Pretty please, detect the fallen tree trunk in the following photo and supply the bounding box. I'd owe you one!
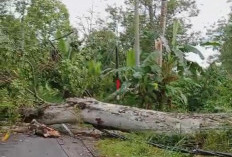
[30,98,232,133]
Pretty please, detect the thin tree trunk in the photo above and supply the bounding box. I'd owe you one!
[134,0,140,66]
[155,0,168,67]
[160,0,168,36]
[147,0,154,28]
[20,5,25,54]
[155,38,163,66]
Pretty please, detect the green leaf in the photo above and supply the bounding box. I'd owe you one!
[180,45,205,60]
[87,60,102,75]
[142,51,159,66]
[172,19,180,48]
[200,41,221,47]
[133,72,142,79]
[187,61,204,75]
[173,49,184,64]
[180,93,188,105]
[57,31,69,55]
[126,49,136,67]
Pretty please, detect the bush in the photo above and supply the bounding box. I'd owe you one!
[0,79,34,122]
[170,65,232,112]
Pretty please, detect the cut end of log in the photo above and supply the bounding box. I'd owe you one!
[30,119,61,138]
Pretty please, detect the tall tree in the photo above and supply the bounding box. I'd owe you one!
[144,0,154,28]
[160,0,168,36]
[155,0,168,67]
[134,0,140,66]
[105,0,199,56]
[0,0,73,95]
[25,0,71,42]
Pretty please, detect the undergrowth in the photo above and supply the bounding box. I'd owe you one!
[97,130,232,157]
[97,138,185,157]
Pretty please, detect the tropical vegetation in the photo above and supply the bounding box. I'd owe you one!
[0,0,232,156]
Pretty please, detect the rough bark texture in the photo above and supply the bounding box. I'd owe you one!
[134,0,140,66]
[147,0,154,28]
[31,98,232,134]
[160,0,168,36]
[155,38,163,66]
[30,119,61,137]
[156,0,168,67]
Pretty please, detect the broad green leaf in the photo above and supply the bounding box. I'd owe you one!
[173,49,184,64]
[179,45,205,59]
[126,49,136,67]
[172,19,180,48]
[143,51,159,66]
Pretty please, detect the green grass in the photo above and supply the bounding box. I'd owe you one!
[38,86,64,103]
[96,130,232,157]
[40,94,64,103]
[97,133,188,157]
[201,130,232,152]
[97,139,186,157]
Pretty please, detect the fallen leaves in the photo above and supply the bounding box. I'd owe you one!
[1,131,10,142]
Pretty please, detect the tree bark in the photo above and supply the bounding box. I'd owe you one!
[29,98,232,134]
[134,0,140,66]
[155,38,163,66]
[155,0,168,67]
[147,0,154,28]
[160,0,168,36]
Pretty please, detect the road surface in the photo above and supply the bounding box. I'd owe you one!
[0,134,96,157]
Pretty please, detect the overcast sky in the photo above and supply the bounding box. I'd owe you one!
[61,0,231,67]
[62,0,231,32]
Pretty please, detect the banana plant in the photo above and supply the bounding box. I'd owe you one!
[126,49,136,67]
[170,20,205,76]
[105,20,207,110]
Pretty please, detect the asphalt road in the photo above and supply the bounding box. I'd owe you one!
[0,134,95,157]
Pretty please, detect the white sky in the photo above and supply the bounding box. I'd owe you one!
[61,0,124,28]
[192,0,231,35]
[61,0,231,67]
[62,0,231,32]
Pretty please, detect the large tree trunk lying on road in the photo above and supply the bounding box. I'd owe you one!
[34,98,232,134]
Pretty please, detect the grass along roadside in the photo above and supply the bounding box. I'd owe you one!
[96,130,232,157]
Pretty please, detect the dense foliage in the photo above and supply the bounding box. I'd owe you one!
[221,15,232,74]
[0,0,232,123]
